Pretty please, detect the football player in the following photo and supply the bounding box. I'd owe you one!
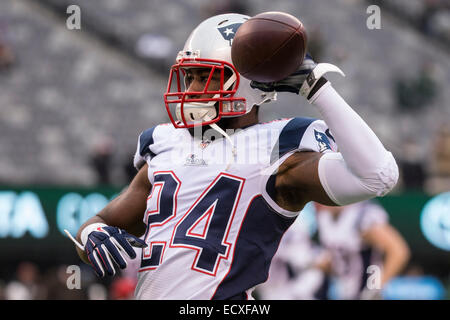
[314,201,410,299]
[70,13,399,299]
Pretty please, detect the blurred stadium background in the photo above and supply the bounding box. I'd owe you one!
[0,0,448,300]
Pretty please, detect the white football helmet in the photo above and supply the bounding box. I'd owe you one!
[164,13,277,128]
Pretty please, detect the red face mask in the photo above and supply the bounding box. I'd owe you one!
[164,57,247,128]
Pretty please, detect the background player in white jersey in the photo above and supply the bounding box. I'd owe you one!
[69,13,399,299]
[314,201,410,299]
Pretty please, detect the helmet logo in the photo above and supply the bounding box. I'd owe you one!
[217,23,242,46]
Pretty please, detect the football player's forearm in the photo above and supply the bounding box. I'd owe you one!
[310,82,399,204]
[75,194,125,245]
[74,195,128,263]
[311,82,393,177]
[74,184,147,264]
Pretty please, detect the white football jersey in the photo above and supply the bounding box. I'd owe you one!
[316,201,389,299]
[132,117,338,300]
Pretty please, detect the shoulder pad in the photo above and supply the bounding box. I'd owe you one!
[139,126,157,159]
[270,117,317,164]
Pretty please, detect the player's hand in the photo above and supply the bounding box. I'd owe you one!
[250,53,345,102]
[83,225,147,277]
[250,53,317,94]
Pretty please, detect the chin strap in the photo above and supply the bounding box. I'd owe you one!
[209,122,237,156]
[208,121,237,171]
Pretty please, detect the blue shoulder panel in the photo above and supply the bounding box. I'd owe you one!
[139,126,157,159]
[270,117,316,164]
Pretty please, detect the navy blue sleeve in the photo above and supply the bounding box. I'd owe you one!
[270,117,317,164]
[133,126,157,169]
[138,126,157,159]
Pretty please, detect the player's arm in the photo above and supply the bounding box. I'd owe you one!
[254,55,399,210]
[362,224,410,286]
[74,164,151,276]
[274,151,335,211]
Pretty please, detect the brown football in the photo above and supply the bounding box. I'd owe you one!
[231,11,307,83]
